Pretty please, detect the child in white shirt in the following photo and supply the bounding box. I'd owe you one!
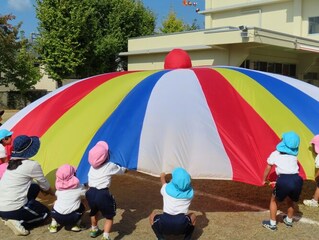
[149,167,196,240]
[48,164,87,233]
[262,131,303,231]
[86,141,127,240]
[303,135,319,207]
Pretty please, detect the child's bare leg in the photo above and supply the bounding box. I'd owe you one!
[286,198,294,219]
[149,210,157,225]
[313,187,319,201]
[103,219,113,233]
[269,194,277,221]
[188,213,196,225]
[91,215,98,227]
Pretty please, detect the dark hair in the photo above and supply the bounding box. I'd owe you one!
[7,159,23,170]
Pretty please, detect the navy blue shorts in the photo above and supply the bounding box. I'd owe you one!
[0,183,49,227]
[51,203,85,226]
[274,174,303,202]
[0,199,49,226]
[85,187,116,219]
[152,213,194,238]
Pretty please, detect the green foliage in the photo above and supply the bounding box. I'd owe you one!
[159,11,200,33]
[5,43,42,93]
[36,0,156,83]
[184,19,200,31]
[0,14,41,95]
[36,0,93,85]
[0,14,20,86]
[159,11,184,33]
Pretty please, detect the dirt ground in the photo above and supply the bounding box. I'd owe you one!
[1,171,319,240]
[1,110,319,239]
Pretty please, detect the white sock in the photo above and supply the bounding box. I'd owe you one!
[103,232,110,238]
[51,219,58,226]
[312,199,318,203]
[91,225,98,230]
[270,219,276,226]
[285,216,293,223]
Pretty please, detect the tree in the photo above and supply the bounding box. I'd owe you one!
[36,0,156,85]
[159,11,184,33]
[184,19,200,31]
[6,43,41,92]
[0,14,41,96]
[159,11,200,34]
[0,14,20,86]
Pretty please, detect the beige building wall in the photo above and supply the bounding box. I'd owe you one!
[204,0,319,40]
[34,67,57,91]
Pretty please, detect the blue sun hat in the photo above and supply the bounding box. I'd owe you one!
[11,135,40,159]
[166,167,194,199]
[276,131,300,156]
[0,129,13,141]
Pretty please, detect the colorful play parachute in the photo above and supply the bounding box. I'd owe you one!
[2,66,319,186]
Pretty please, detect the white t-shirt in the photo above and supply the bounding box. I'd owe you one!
[160,183,192,215]
[0,159,51,211]
[315,155,319,168]
[88,162,126,189]
[267,150,299,175]
[53,185,87,214]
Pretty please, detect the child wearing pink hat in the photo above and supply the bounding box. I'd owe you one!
[149,167,196,240]
[85,141,127,240]
[303,134,319,207]
[48,164,87,233]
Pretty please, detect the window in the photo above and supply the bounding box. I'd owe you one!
[304,72,318,80]
[240,60,296,77]
[309,17,319,34]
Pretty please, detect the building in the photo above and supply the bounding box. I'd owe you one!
[120,0,319,86]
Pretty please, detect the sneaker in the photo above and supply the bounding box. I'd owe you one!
[5,219,29,236]
[262,220,277,231]
[303,199,319,207]
[48,224,58,233]
[283,216,293,227]
[71,225,81,232]
[90,228,101,238]
[101,236,112,240]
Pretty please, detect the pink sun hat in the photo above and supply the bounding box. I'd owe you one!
[88,141,109,168]
[311,135,319,154]
[55,164,80,190]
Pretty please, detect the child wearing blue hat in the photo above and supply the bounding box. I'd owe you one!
[0,129,13,160]
[262,131,303,231]
[149,167,196,240]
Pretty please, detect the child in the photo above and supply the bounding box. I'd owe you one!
[48,164,87,233]
[86,141,127,240]
[0,144,7,179]
[149,167,196,240]
[262,131,303,231]
[303,134,319,207]
[0,135,55,236]
[0,129,13,160]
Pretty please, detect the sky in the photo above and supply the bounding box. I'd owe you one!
[0,0,204,38]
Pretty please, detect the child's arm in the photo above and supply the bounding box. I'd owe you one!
[262,164,273,185]
[41,186,55,196]
[160,172,166,186]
